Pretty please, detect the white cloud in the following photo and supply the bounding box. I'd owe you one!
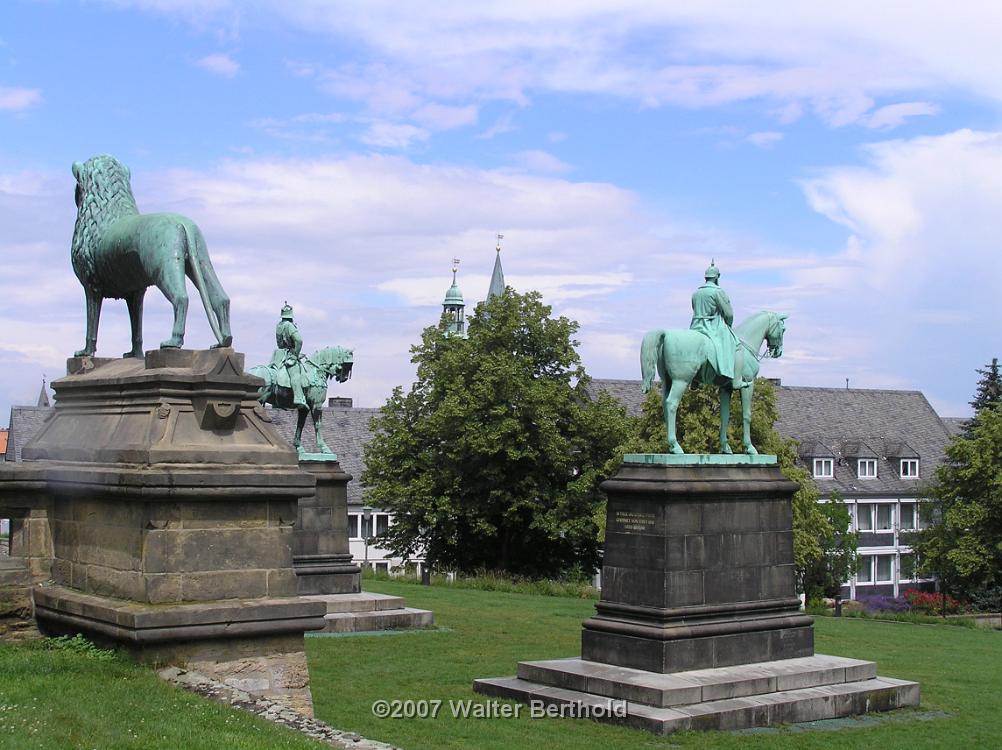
[862,101,939,130]
[114,3,1002,128]
[510,149,572,174]
[195,53,240,78]
[747,131,784,148]
[796,128,1002,401]
[0,86,42,112]
[358,122,430,148]
[411,103,478,130]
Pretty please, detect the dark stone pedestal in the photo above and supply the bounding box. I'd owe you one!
[294,460,361,595]
[582,460,812,673]
[475,457,919,733]
[0,349,328,715]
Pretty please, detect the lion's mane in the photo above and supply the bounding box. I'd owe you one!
[71,155,139,293]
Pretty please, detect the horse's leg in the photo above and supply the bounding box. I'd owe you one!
[123,290,145,358]
[294,406,307,454]
[665,379,689,454]
[719,387,733,454]
[75,289,102,357]
[742,382,757,454]
[313,407,331,453]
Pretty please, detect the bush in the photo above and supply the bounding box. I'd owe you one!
[904,588,965,615]
[856,594,911,613]
[969,585,1002,613]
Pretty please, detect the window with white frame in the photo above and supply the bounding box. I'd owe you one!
[856,555,873,583]
[813,458,834,478]
[900,553,916,581]
[900,459,919,478]
[857,458,877,479]
[856,503,873,531]
[347,513,360,539]
[875,555,894,582]
[875,503,894,532]
[375,513,390,537]
[899,503,916,531]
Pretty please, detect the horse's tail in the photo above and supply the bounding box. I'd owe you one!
[248,364,272,403]
[640,330,665,394]
[182,221,232,347]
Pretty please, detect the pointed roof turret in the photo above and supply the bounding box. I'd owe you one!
[442,258,467,338]
[487,233,505,300]
[37,378,50,408]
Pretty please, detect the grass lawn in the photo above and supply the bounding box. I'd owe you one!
[0,581,998,750]
[308,578,1002,750]
[0,637,329,750]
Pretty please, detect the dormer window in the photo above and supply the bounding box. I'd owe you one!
[857,458,877,479]
[901,459,919,478]
[813,458,833,478]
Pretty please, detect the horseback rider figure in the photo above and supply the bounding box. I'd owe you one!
[270,303,308,408]
[689,262,751,391]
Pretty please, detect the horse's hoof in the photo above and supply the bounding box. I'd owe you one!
[160,342,182,349]
[74,349,93,358]
[123,349,143,359]
[745,445,758,455]
[721,445,733,454]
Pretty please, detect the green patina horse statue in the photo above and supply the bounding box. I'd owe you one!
[641,311,787,455]
[250,346,353,455]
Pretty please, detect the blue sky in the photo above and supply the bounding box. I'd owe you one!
[2,1,1001,422]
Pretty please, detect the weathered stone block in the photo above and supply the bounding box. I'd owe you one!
[181,570,268,601]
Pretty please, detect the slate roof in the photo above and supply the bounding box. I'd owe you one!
[4,406,51,462]
[584,378,647,416]
[941,417,969,437]
[588,378,953,499]
[267,406,379,505]
[774,386,951,498]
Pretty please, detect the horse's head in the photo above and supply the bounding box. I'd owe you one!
[314,346,354,383]
[765,313,787,359]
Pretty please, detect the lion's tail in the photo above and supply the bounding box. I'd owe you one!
[183,222,232,347]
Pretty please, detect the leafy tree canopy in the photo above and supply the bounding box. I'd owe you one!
[362,289,630,578]
[965,357,1002,437]
[914,402,1002,598]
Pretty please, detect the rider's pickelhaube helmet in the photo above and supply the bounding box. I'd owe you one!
[704,261,720,280]
[280,302,294,320]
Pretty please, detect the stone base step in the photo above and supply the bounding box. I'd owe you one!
[517,655,877,708]
[473,672,920,735]
[321,607,435,634]
[303,592,407,614]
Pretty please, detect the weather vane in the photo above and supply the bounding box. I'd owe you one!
[496,233,504,252]
[452,257,460,281]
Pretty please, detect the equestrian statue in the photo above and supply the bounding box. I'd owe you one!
[640,262,787,454]
[70,154,232,357]
[250,304,353,456]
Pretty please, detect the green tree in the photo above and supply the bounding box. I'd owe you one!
[800,492,859,611]
[607,379,830,587]
[914,403,1002,600]
[965,357,1002,437]
[362,289,631,578]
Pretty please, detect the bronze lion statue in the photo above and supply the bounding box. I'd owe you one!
[71,154,233,357]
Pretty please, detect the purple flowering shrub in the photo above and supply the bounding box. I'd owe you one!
[855,594,911,613]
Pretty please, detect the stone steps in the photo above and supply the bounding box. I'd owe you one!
[304,592,434,633]
[474,654,919,734]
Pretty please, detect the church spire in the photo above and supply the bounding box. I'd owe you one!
[487,233,505,300]
[37,377,50,408]
[442,258,466,338]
